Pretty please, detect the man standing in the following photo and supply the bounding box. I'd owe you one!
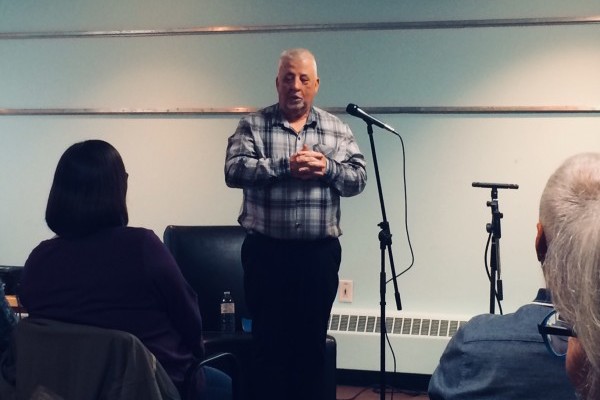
[225,48,366,400]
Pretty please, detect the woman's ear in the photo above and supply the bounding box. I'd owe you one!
[535,222,547,263]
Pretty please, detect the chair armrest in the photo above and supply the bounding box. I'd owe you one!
[185,352,241,400]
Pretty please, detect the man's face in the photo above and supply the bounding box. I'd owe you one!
[276,55,319,121]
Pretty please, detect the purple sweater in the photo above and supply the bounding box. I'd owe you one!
[19,226,204,388]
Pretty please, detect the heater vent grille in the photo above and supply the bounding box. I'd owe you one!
[328,313,467,338]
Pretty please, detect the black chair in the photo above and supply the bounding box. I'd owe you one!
[0,266,23,295]
[163,225,249,332]
[163,225,337,400]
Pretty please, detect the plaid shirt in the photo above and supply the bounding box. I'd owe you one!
[225,104,367,240]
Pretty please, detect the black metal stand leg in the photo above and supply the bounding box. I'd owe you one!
[363,123,402,400]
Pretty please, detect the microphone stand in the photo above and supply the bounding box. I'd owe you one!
[473,182,517,314]
[473,182,519,314]
[365,122,402,400]
[486,187,503,314]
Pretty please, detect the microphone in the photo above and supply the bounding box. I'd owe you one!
[472,182,519,190]
[346,103,397,134]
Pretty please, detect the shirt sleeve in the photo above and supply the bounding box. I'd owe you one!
[142,231,205,359]
[224,117,290,189]
[321,123,367,197]
[428,327,467,400]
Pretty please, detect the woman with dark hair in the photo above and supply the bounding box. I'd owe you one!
[45,140,129,238]
[19,140,230,400]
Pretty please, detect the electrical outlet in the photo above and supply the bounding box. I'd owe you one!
[339,280,353,303]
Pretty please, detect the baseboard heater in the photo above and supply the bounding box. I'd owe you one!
[328,309,471,375]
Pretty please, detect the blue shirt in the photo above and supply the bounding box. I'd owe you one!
[428,289,577,400]
[225,104,367,240]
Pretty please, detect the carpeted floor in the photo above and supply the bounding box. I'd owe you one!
[337,385,429,400]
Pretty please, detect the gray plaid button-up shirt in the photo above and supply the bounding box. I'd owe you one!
[225,104,367,240]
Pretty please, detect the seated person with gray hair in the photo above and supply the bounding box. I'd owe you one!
[538,152,600,400]
[428,164,578,399]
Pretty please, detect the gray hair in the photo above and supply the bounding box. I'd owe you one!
[278,48,318,76]
[541,152,600,399]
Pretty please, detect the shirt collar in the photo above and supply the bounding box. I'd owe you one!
[274,104,318,130]
[531,288,553,306]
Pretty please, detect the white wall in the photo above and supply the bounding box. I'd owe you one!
[1,0,600,373]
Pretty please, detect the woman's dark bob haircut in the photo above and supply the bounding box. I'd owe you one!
[46,140,128,237]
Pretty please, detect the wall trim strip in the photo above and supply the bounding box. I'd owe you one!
[1,106,599,116]
[1,16,599,40]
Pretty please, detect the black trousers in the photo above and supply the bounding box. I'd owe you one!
[241,233,340,400]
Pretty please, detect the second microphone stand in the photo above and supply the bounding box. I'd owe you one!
[365,122,402,400]
[486,187,503,314]
[473,182,518,314]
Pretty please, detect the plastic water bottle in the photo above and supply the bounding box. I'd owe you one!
[220,291,236,333]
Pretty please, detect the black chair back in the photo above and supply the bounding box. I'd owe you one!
[163,225,248,332]
[0,266,23,294]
